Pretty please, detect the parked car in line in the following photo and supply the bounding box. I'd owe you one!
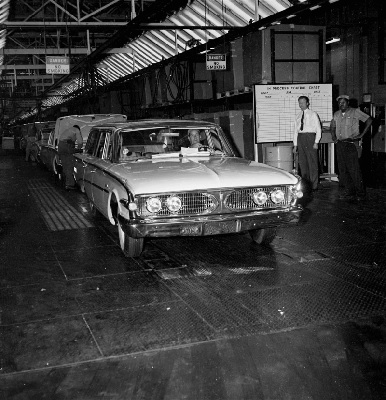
[20,121,52,154]
[73,119,303,258]
[30,122,55,163]
[39,114,127,180]
[1,132,15,151]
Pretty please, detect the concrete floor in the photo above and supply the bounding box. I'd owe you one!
[1,152,386,399]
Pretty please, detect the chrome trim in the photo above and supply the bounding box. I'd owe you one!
[137,192,219,216]
[118,206,302,238]
[225,186,290,210]
[136,186,295,217]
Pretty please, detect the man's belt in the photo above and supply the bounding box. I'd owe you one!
[338,138,359,143]
[59,139,75,144]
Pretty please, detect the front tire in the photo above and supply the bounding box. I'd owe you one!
[249,228,277,245]
[90,201,99,217]
[117,220,144,257]
[53,159,63,185]
[111,195,144,257]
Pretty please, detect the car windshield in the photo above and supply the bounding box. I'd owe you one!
[117,126,231,162]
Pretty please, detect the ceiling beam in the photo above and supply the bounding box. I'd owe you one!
[0,22,127,29]
[0,22,240,30]
[31,82,58,87]
[0,47,134,56]
[0,48,91,55]
[79,0,121,22]
[3,75,62,80]
[0,65,49,70]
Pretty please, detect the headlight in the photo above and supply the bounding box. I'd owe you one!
[146,197,162,213]
[128,202,138,211]
[252,191,268,206]
[270,189,285,204]
[291,182,303,199]
[166,195,182,213]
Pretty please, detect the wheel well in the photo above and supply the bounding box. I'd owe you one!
[109,194,118,225]
[53,156,62,174]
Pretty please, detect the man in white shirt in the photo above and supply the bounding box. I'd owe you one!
[293,96,322,192]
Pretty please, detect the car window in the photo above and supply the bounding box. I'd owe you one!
[207,130,222,151]
[48,131,55,146]
[115,126,233,162]
[85,129,100,156]
[95,131,107,158]
[40,129,52,142]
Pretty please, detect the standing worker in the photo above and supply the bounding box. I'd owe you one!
[293,96,322,193]
[58,124,83,190]
[330,95,373,202]
[25,125,37,162]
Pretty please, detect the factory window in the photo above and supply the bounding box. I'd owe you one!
[271,30,323,83]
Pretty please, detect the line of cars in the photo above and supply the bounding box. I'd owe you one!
[37,114,127,181]
[30,115,304,258]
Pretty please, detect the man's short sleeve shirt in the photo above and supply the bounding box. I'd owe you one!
[59,127,83,144]
[333,108,370,140]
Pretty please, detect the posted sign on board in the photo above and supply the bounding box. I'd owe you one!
[46,56,70,74]
[206,54,226,70]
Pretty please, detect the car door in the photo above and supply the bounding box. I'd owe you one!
[76,129,101,200]
[40,130,55,171]
[90,129,113,217]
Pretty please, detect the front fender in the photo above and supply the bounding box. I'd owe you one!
[108,187,131,226]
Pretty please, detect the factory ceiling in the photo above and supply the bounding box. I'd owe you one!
[0,0,340,122]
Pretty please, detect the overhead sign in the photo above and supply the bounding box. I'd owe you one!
[206,54,226,70]
[46,56,70,74]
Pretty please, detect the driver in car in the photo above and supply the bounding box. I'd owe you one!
[188,129,203,148]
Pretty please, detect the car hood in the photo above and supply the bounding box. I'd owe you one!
[108,156,298,195]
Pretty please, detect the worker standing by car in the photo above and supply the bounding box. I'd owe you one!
[25,125,37,162]
[58,124,83,190]
[330,95,373,202]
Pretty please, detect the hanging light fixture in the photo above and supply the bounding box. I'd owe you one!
[326,37,340,44]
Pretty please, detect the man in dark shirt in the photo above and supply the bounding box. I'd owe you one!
[330,95,373,202]
[58,124,83,190]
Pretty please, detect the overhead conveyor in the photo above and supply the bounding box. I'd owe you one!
[1,0,340,121]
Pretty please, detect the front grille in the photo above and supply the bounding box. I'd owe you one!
[137,193,218,216]
[224,186,290,210]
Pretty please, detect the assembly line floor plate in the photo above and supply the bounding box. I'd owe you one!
[1,154,386,399]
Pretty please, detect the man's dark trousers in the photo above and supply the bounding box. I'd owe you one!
[336,141,365,197]
[58,140,76,187]
[298,132,319,190]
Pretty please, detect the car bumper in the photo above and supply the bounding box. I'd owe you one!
[118,207,303,238]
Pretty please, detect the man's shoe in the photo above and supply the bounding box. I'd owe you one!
[65,185,76,191]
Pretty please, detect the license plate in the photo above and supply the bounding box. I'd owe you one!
[204,221,237,235]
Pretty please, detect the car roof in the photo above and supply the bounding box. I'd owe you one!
[57,114,126,120]
[89,119,219,130]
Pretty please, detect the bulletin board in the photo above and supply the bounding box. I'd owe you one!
[253,84,333,143]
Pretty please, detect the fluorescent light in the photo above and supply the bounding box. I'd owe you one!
[286,15,296,19]
[310,5,321,10]
[329,0,340,3]
[199,48,215,54]
[326,37,340,44]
